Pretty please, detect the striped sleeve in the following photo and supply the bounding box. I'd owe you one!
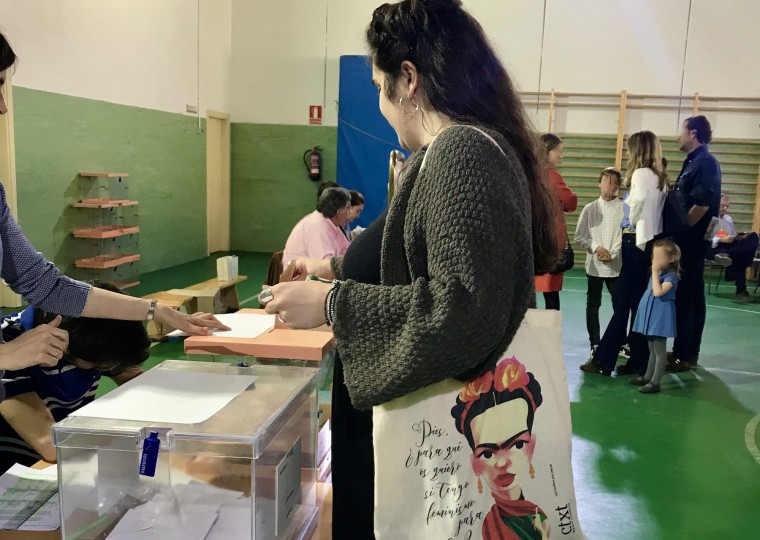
[1,370,35,398]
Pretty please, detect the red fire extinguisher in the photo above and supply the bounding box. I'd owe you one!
[303,147,322,181]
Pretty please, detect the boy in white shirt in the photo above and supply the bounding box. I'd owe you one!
[575,168,625,359]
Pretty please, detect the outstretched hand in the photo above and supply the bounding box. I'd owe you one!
[154,306,230,335]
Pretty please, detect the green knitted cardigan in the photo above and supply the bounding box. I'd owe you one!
[331,125,535,410]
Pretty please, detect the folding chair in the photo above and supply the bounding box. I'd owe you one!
[705,259,724,294]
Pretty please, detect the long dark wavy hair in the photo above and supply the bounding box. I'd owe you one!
[366,0,559,273]
[0,32,17,72]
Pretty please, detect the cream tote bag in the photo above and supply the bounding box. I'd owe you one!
[372,309,586,540]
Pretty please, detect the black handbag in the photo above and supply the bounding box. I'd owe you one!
[550,233,575,275]
[661,187,691,238]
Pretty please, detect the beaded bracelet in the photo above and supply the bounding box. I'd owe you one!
[308,275,342,327]
[326,281,342,326]
[323,287,333,326]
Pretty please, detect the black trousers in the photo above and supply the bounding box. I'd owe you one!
[331,356,375,539]
[586,275,618,347]
[673,235,709,362]
[593,234,650,373]
[543,291,560,311]
[707,232,759,294]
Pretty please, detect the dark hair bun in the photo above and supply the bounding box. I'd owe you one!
[411,0,462,10]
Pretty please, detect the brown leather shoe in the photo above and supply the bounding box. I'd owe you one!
[580,360,601,373]
[667,358,692,373]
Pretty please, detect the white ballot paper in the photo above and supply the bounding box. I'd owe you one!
[168,313,275,339]
[71,368,257,424]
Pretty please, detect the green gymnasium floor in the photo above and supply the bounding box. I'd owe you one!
[105,253,759,539]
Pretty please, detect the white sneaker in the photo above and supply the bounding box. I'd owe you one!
[714,253,733,267]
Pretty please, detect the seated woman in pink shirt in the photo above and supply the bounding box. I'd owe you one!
[283,187,353,266]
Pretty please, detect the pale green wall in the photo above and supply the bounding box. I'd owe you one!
[230,123,337,252]
[12,87,208,275]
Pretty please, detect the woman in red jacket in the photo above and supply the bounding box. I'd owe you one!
[535,134,578,310]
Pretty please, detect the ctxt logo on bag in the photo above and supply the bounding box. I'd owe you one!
[556,503,576,535]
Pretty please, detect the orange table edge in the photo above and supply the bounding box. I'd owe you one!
[183,309,335,362]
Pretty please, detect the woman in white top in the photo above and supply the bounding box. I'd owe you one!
[588,131,668,377]
[626,132,668,250]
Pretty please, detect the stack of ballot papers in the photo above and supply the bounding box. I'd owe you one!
[168,312,275,339]
[0,464,60,531]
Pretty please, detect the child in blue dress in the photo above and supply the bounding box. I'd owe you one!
[630,240,681,393]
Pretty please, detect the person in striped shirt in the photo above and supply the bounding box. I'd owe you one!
[0,281,150,472]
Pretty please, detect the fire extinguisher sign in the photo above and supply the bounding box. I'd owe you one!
[309,105,323,125]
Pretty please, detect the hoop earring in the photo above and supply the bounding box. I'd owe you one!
[398,96,419,116]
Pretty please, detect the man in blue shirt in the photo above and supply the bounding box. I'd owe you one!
[0,282,150,472]
[668,116,722,372]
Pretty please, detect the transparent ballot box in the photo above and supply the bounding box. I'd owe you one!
[52,360,320,540]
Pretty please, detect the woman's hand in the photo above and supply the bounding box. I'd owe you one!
[292,258,334,281]
[264,281,332,329]
[154,305,230,335]
[0,316,68,370]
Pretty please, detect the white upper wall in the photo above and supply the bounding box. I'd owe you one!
[683,0,760,96]
[542,0,691,95]
[0,0,231,116]
[2,0,758,137]
[231,0,328,125]
[321,0,550,128]
[200,0,232,115]
[232,0,760,138]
